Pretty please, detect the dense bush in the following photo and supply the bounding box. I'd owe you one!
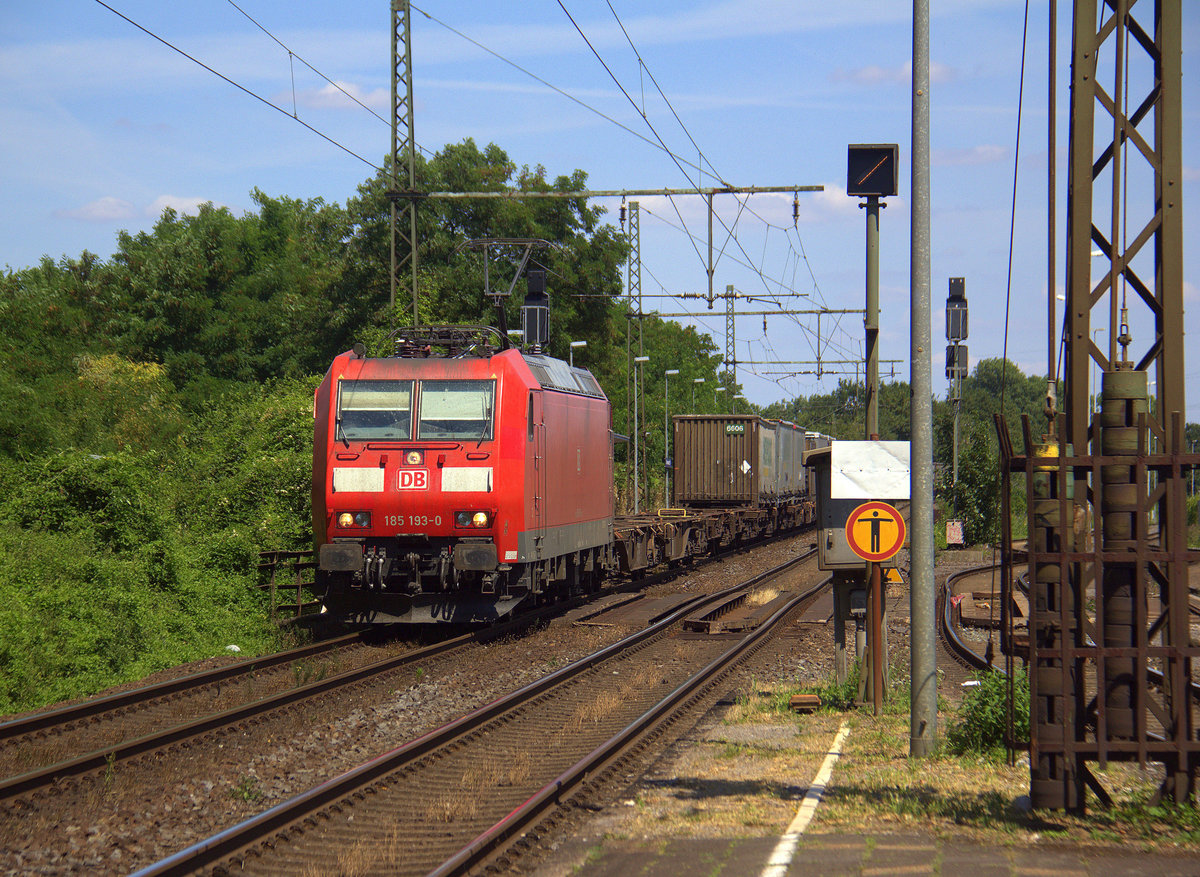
[944,667,1030,756]
[0,379,316,714]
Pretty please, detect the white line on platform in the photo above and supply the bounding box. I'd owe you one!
[759,723,851,877]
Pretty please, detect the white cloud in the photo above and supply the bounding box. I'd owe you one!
[797,186,867,223]
[933,145,1007,166]
[53,195,221,223]
[290,80,389,111]
[56,197,137,222]
[145,196,216,217]
[1185,280,1199,302]
[1183,165,1200,182]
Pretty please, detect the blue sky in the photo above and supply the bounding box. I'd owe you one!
[2,1,1197,419]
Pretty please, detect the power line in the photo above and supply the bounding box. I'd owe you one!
[410,3,709,181]
[220,0,441,162]
[603,0,724,188]
[223,0,391,127]
[414,3,835,345]
[93,0,381,170]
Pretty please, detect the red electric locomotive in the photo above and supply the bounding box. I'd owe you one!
[312,315,614,623]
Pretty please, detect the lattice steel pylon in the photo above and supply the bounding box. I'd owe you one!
[1000,0,1197,812]
[1065,0,1184,439]
[390,0,419,324]
[724,284,735,387]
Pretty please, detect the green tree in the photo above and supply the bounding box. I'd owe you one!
[104,193,352,393]
[762,378,911,440]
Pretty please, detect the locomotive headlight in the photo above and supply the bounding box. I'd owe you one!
[336,511,371,529]
[454,510,491,528]
[338,512,354,528]
[405,450,424,466]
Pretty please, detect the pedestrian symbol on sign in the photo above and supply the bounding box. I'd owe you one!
[844,501,906,562]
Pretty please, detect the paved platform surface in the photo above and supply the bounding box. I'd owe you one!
[563,832,1200,876]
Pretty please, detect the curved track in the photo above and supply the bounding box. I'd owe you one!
[939,564,996,673]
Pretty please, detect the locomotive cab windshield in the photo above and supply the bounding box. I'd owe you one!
[417,380,494,441]
[335,378,494,443]
[337,380,413,441]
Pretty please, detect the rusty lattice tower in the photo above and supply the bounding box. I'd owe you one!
[1000,0,1197,811]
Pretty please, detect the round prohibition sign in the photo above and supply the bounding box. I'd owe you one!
[845,500,906,562]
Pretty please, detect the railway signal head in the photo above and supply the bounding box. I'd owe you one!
[847,144,899,198]
[946,276,968,342]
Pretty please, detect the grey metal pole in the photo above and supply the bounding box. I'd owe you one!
[633,356,649,513]
[952,372,960,486]
[910,0,937,758]
[633,363,640,514]
[665,369,678,505]
[865,196,880,439]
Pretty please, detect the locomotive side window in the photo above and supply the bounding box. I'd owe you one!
[417,380,495,440]
[337,380,413,441]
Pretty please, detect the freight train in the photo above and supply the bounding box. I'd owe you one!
[312,287,826,624]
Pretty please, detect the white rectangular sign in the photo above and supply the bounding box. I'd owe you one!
[830,440,911,499]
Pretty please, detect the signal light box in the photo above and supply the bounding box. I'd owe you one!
[847,144,899,198]
[946,276,968,342]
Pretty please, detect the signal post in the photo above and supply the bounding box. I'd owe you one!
[806,442,910,711]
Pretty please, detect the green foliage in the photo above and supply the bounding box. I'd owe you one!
[944,667,1030,757]
[0,378,317,714]
[936,416,1003,545]
[1106,799,1200,843]
[230,776,265,803]
[762,379,910,441]
[806,664,862,712]
[0,137,743,712]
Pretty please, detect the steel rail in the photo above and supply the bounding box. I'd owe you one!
[940,561,1200,697]
[0,615,532,802]
[132,549,817,877]
[1,527,816,803]
[940,564,1001,672]
[0,631,362,743]
[431,575,830,877]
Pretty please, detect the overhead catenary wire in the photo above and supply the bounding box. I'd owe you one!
[999,0,1032,418]
[555,1,826,324]
[595,2,833,325]
[101,0,842,398]
[595,0,829,315]
[603,0,725,188]
[223,0,392,128]
[410,3,710,182]
[92,0,382,170]
[636,204,860,364]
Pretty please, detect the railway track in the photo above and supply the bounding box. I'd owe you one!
[0,610,556,803]
[132,550,826,876]
[939,560,1200,700]
[0,631,363,746]
[938,563,999,674]
[1,526,815,807]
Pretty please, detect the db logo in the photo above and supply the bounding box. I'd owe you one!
[398,469,428,490]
